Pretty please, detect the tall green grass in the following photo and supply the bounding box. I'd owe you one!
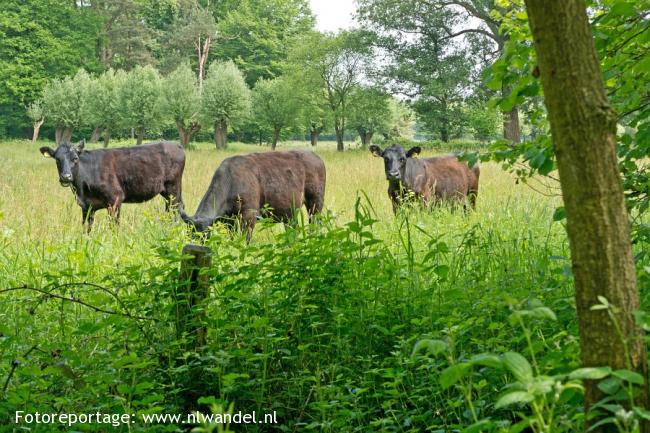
[0,138,638,432]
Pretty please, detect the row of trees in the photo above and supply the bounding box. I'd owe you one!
[31,55,415,150]
[2,0,504,146]
[0,0,314,138]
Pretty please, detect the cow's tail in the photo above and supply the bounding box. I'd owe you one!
[468,164,480,210]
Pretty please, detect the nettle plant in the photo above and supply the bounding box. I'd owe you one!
[413,297,650,433]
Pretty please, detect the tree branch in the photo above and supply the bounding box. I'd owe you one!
[0,285,154,321]
[442,26,501,44]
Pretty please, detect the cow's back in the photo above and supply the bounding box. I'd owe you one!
[94,141,185,203]
[422,156,472,200]
[216,150,324,219]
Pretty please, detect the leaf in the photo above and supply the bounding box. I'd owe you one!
[494,391,534,409]
[552,207,566,222]
[569,367,612,380]
[434,265,449,278]
[609,2,637,17]
[612,369,645,385]
[412,339,448,358]
[470,353,503,369]
[633,407,650,421]
[530,306,557,321]
[197,396,219,405]
[598,377,621,395]
[503,352,533,384]
[440,363,471,389]
[461,419,493,433]
[587,416,617,432]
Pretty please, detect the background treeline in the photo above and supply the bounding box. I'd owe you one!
[1,0,503,148]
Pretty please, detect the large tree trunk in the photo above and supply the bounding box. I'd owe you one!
[89,127,102,143]
[440,126,449,143]
[136,127,144,145]
[176,120,201,148]
[271,127,280,150]
[214,120,228,150]
[310,129,319,147]
[501,83,521,143]
[525,2,649,432]
[503,101,521,143]
[335,125,344,152]
[179,128,188,148]
[31,119,44,143]
[103,128,111,148]
[359,130,374,148]
[55,127,73,145]
[177,120,189,148]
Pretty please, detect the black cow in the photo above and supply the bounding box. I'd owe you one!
[182,150,326,242]
[369,144,479,213]
[40,140,185,232]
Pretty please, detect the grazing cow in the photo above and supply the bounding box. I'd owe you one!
[40,140,185,232]
[369,144,479,213]
[182,150,326,242]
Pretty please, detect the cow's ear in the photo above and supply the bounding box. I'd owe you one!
[75,139,86,152]
[40,146,55,158]
[406,146,421,158]
[369,145,383,157]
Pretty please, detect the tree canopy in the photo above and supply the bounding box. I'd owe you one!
[201,60,252,149]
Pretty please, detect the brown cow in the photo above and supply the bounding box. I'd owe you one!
[40,140,185,232]
[369,144,479,213]
[182,150,326,242]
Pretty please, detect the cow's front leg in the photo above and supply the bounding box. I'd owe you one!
[107,193,124,224]
[389,191,401,214]
[241,209,258,244]
[81,206,95,234]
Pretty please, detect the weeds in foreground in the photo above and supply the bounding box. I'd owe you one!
[0,186,648,432]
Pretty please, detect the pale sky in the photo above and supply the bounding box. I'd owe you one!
[310,0,356,32]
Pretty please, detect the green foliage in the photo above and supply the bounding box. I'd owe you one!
[117,65,163,137]
[93,0,158,70]
[159,63,202,132]
[0,0,101,137]
[466,101,501,142]
[7,137,650,431]
[201,61,252,131]
[387,98,415,139]
[86,69,124,135]
[347,86,392,145]
[252,76,301,143]
[162,1,217,74]
[213,0,315,85]
[42,70,92,131]
[357,0,494,143]
[482,0,650,246]
[25,100,44,125]
[287,30,372,148]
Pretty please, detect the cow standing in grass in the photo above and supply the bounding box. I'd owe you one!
[369,144,479,213]
[182,150,326,242]
[40,140,185,232]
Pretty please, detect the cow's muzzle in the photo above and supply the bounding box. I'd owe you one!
[387,171,401,180]
[59,174,73,186]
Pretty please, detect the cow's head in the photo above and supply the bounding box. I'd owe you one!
[40,140,85,187]
[369,144,421,182]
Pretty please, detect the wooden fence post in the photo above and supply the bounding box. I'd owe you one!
[177,244,212,351]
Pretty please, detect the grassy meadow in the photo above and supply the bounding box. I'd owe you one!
[0,138,561,248]
[0,138,601,432]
